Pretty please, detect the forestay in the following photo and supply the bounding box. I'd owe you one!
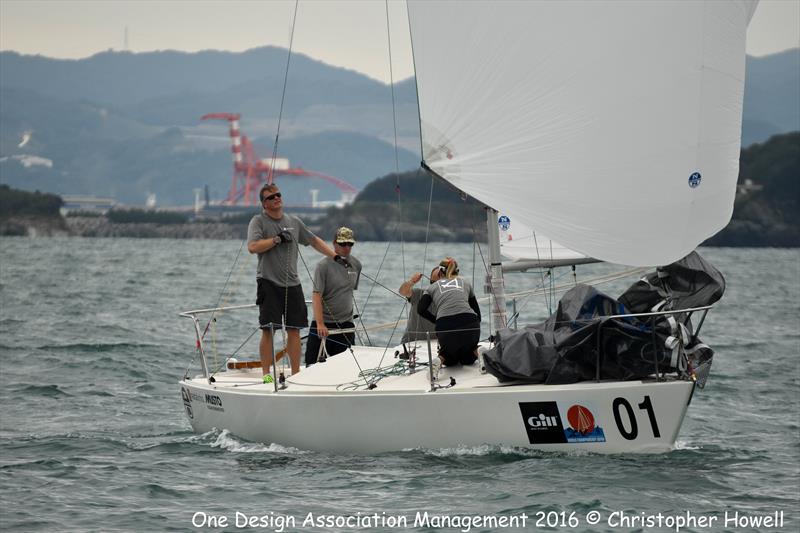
[408,1,759,267]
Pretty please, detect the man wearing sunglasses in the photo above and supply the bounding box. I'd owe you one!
[305,227,362,367]
[247,183,336,379]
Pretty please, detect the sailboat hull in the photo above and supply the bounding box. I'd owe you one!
[179,376,693,454]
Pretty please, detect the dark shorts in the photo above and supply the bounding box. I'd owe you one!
[435,313,480,367]
[305,321,355,366]
[256,278,308,329]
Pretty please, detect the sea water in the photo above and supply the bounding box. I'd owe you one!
[0,237,797,532]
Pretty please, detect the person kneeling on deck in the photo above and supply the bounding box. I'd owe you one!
[417,258,481,379]
[305,227,363,367]
[247,183,335,380]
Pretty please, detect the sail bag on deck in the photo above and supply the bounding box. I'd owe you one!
[483,253,723,384]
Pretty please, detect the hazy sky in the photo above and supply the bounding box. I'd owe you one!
[1,0,798,83]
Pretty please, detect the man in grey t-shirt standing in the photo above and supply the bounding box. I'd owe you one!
[305,227,363,367]
[247,183,335,379]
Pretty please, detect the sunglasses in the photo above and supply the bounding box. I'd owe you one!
[337,242,355,247]
[262,192,282,202]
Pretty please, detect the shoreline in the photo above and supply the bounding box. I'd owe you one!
[1,215,797,247]
[0,215,481,243]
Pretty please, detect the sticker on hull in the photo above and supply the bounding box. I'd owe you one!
[181,387,225,416]
[181,387,194,419]
[519,402,606,444]
[564,404,606,443]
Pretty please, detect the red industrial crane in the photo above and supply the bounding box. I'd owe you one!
[201,113,359,206]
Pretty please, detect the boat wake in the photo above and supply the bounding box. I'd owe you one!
[673,440,703,451]
[403,443,590,459]
[195,429,309,455]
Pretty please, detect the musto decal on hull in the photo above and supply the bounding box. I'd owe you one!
[181,387,224,416]
[204,393,224,412]
[518,402,607,444]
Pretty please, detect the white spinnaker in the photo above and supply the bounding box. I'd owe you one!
[408,0,758,267]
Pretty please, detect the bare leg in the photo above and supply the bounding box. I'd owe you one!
[259,328,290,375]
[287,328,302,374]
[259,329,274,376]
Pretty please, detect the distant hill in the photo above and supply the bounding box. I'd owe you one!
[742,49,800,146]
[0,184,62,217]
[0,121,417,205]
[0,48,405,109]
[0,48,418,131]
[708,131,799,247]
[0,46,797,206]
[0,184,67,235]
[0,47,421,205]
[0,85,157,152]
[310,170,488,242]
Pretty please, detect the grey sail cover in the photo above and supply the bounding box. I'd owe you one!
[483,253,723,384]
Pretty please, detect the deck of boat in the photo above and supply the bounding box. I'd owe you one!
[199,341,501,394]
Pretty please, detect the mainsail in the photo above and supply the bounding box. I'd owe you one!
[408,1,758,267]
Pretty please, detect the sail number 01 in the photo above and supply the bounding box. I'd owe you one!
[612,396,661,440]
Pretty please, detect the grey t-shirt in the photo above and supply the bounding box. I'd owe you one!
[313,255,362,323]
[402,287,436,343]
[247,211,315,287]
[423,277,476,319]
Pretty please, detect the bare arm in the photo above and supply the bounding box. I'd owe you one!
[312,292,328,338]
[247,236,279,254]
[399,272,423,298]
[310,236,336,258]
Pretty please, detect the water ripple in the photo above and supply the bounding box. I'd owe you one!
[0,241,796,531]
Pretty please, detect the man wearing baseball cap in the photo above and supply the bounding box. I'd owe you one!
[305,226,363,367]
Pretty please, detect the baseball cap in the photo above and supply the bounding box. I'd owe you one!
[335,227,356,244]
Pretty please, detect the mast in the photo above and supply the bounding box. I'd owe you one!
[486,208,508,332]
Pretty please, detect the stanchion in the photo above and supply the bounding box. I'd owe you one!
[270,323,278,392]
[426,331,435,392]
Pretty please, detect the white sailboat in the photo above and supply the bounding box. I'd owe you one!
[179,0,758,453]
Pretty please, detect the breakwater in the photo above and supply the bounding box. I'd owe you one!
[1,215,476,242]
[0,215,244,239]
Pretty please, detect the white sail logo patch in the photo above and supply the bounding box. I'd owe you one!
[438,278,463,293]
[688,172,702,188]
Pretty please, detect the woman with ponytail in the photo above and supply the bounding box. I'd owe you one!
[417,257,482,379]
